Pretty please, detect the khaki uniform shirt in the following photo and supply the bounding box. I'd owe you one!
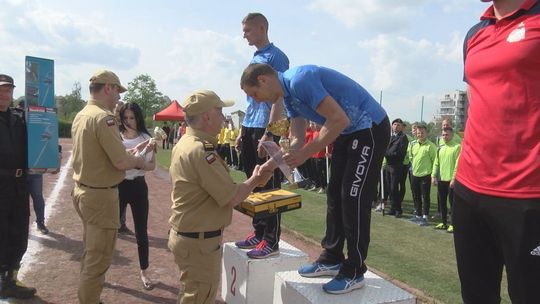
[71,99,127,187]
[169,128,240,232]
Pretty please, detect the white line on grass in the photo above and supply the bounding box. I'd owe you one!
[18,152,73,280]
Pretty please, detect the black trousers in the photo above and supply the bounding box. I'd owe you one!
[398,164,409,205]
[453,181,540,304]
[437,181,453,225]
[240,126,281,247]
[0,179,29,273]
[313,158,328,189]
[387,163,404,213]
[317,116,390,279]
[411,175,431,217]
[119,177,150,270]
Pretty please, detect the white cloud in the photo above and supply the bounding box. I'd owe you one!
[308,0,428,32]
[144,28,252,110]
[357,34,465,121]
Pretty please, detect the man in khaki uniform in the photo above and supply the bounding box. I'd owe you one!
[168,90,267,304]
[71,70,147,304]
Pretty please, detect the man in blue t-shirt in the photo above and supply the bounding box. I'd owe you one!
[233,13,289,259]
[241,63,390,294]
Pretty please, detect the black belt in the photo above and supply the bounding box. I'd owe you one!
[175,229,222,239]
[77,182,118,189]
[0,168,25,178]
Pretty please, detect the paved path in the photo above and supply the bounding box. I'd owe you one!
[5,139,321,304]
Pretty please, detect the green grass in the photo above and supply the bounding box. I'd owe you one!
[157,153,510,303]
[156,148,172,168]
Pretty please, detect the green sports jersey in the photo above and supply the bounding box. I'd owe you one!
[432,140,461,181]
[403,134,414,165]
[408,139,437,177]
[437,133,462,145]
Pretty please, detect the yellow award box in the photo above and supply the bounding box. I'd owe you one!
[235,189,302,220]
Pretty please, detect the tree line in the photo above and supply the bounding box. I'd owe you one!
[15,74,169,122]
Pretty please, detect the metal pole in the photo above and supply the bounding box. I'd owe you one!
[325,146,330,185]
[421,95,425,122]
[379,90,385,215]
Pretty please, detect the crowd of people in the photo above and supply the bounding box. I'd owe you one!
[375,119,461,233]
[1,1,539,303]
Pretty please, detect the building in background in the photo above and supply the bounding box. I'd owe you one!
[230,110,245,130]
[434,90,468,131]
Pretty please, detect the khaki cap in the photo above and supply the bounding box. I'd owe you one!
[182,89,234,116]
[89,70,127,93]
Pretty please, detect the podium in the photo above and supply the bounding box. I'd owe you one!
[221,241,308,304]
[273,270,416,304]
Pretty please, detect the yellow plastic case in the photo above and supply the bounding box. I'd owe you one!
[235,189,302,220]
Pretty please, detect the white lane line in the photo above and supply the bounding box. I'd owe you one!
[18,151,73,279]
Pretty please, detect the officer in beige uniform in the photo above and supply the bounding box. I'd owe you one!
[168,90,267,304]
[71,70,147,304]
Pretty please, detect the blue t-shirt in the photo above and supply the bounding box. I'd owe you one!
[242,43,289,128]
[279,65,386,134]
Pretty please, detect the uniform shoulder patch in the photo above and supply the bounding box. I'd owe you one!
[203,141,215,151]
[106,117,116,127]
[206,153,216,164]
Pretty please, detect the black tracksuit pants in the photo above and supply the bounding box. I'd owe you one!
[453,181,540,304]
[240,126,281,247]
[316,116,390,279]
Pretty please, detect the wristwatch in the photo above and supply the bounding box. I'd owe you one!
[265,131,274,137]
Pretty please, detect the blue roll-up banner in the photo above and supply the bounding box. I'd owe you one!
[25,56,59,172]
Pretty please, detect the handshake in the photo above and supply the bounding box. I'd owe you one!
[251,162,277,187]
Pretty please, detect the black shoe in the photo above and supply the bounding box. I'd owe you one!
[37,223,49,235]
[395,212,403,218]
[0,276,36,300]
[118,224,133,235]
[386,210,396,216]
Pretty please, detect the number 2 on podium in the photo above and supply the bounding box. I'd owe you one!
[230,266,237,296]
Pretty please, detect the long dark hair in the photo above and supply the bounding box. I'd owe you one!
[119,102,150,136]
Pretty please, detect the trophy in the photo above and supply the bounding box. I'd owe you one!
[138,126,167,160]
[260,118,302,189]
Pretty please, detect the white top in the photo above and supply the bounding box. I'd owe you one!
[122,132,151,180]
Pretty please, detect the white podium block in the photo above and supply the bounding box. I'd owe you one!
[273,270,416,304]
[221,241,309,304]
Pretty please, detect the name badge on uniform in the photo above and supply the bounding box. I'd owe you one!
[206,153,216,164]
[106,118,116,127]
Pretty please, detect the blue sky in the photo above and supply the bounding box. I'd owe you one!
[0,0,489,122]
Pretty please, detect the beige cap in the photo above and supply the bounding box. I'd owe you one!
[182,89,234,116]
[89,69,127,93]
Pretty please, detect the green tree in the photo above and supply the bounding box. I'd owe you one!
[57,82,85,121]
[123,74,166,118]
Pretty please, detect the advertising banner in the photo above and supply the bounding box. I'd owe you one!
[25,56,59,171]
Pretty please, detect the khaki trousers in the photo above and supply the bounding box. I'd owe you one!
[72,185,119,304]
[168,231,223,304]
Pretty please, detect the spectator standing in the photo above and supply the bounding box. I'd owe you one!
[118,102,156,289]
[162,122,171,150]
[0,74,36,300]
[431,127,460,233]
[311,123,332,194]
[407,124,436,226]
[385,118,409,217]
[454,0,540,302]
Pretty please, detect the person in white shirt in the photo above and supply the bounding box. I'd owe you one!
[118,102,156,290]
